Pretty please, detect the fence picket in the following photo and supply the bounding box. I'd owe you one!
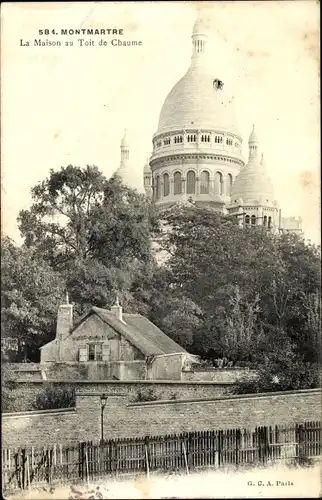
[2,419,321,493]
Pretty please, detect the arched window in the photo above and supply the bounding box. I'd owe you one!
[245,215,250,225]
[163,173,169,197]
[263,215,267,226]
[186,171,196,194]
[155,176,161,200]
[173,172,182,195]
[227,174,233,196]
[214,172,223,195]
[268,216,272,229]
[251,215,256,226]
[200,171,210,194]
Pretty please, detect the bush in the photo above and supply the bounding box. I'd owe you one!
[32,384,75,410]
[1,363,17,412]
[233,354,319,395]
[133,389,159,402]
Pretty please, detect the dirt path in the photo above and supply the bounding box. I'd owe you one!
[4,462,321,499]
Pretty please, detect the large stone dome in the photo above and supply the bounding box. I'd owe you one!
[157,64,239,135]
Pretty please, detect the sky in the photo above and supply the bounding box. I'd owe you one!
[1,1,320,244]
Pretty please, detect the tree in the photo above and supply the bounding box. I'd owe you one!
[155,296,203,349]
[17,167,159,315]
[215,286,263,363]
[153,204,320,387]
[1,236,64,361]
[18,167,158,270]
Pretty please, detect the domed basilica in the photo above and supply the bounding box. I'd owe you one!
[115,15,302,236]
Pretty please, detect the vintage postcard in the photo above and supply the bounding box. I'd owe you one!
[1,1,321,499]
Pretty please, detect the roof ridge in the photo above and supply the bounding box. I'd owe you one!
[92,307,163,357]
[123,313,142,317]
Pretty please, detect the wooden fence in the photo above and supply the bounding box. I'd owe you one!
[2,421,320,493]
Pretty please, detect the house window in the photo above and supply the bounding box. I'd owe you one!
[88,343,103,361]
[79,346,88,362]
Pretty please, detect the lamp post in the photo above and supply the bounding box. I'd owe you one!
[100,393,107,443]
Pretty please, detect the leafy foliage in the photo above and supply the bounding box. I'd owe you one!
[1,236,64,361]
[1,356,17,412]
[2,166,320,394]
[3,167,160,357]
[150,205,321,390]
[133,389,159,402]
[32,384,75,410]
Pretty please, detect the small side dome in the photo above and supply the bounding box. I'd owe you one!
[193,18,206,35]
[249,124,259,143]
[143,158,151,174]
[121,129,129,148]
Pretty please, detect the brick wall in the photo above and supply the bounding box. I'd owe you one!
[5,380,233,412]
[2,389,320,448]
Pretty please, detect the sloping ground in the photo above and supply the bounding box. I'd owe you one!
[4,462,321,499]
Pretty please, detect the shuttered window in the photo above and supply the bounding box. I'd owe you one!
[86,343,104,361]
[79,346,88,362]
[102,345,110,361]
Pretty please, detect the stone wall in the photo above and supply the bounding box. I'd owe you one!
[8,362,257,384]
[182,368,258,382]
[2,389,320,448]
[4,380,233,412]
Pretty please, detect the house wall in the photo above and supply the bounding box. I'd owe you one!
[147,354,184,380]
[2,389,320,448]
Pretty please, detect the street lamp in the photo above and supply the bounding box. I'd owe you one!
[100,393,107,443]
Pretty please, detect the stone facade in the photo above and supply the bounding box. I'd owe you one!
[148,19,243,212]
[136,16,303,235]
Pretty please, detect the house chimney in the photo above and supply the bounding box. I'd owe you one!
[56,292,73,342]
[110,296,123,322]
